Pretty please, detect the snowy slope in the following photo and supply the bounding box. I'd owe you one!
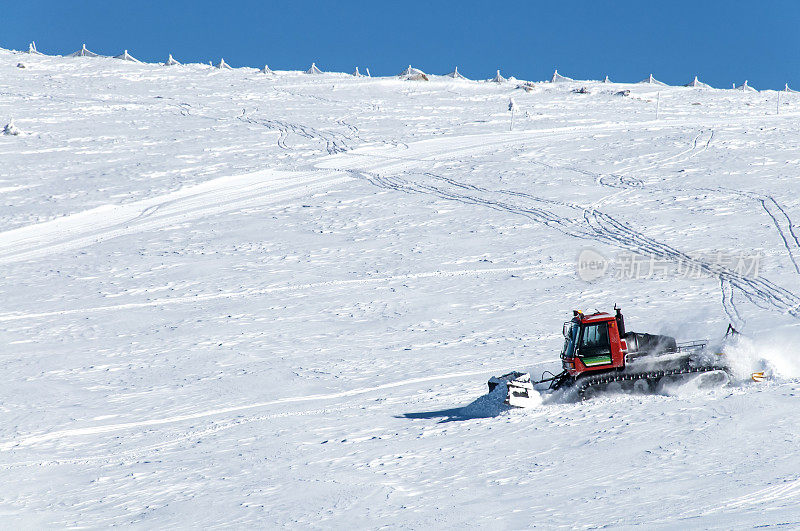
[1,49,799,528]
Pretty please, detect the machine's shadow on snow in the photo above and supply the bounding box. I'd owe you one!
[398,388,514,423]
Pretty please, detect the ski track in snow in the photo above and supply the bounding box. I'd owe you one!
[597,128,714,189]
[319,134,800,320]
[571,127,800,312]
[741,192,800,275]
[239,115,353,154]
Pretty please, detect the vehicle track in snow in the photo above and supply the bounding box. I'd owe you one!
[0,368,511,452]
[316,121,694,177]
[0,169,351,265]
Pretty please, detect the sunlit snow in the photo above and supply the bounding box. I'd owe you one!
[1,47,799,528]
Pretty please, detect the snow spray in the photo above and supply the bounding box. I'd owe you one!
[723,329,800,381]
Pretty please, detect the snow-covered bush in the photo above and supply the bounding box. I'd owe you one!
[3,121,21,136]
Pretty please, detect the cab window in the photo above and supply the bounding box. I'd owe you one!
[579,323,610,356]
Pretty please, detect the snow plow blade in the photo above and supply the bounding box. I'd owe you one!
[488,371,537,407]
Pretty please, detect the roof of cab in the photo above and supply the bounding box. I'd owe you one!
[577,311,613,323]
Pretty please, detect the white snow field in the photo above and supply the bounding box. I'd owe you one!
[1,48,800,529]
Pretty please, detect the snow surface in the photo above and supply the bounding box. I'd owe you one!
[1,48,800,528]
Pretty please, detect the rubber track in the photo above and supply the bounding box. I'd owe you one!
[576,365,729,399]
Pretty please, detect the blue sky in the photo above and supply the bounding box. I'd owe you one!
[2,0,799,88]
